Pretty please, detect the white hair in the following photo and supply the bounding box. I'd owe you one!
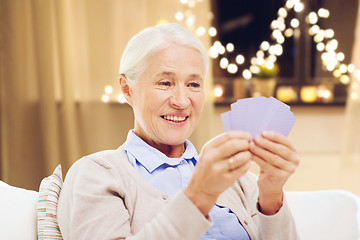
[119,23,209,86]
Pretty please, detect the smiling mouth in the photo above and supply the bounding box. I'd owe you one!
[161,115,188,123]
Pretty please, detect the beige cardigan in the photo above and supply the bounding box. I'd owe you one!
[57,145,299,240]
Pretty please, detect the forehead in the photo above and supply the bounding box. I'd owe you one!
[144,45,206,77]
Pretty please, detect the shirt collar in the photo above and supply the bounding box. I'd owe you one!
[124,130,198,173]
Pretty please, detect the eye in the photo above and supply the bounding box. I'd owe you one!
[158,80,172,87]
[160,81,171,86]
[188,82,201,88]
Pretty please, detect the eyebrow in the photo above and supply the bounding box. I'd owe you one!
[155,71,203,81]
[188,74,203,80]
[155,71,175,78]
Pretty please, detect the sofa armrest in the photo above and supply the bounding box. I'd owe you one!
[285,190,360,240]
[0,181,38,240]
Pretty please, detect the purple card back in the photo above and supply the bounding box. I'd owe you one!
[220,97,296,137]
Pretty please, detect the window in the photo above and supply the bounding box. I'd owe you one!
[211,0,358,105]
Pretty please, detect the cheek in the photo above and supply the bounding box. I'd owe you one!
[192,93,205,114]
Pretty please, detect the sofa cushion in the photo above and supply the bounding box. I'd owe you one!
[37,164,63,239]
[286,190,360,240]
[0,180,38,240]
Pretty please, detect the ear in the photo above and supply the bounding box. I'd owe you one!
[119,74,134,106]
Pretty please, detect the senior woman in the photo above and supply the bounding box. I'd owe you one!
[57,23,300,240]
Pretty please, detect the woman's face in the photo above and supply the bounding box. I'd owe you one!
[126,44,206,155]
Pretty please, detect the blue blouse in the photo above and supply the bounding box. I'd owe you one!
[124,131,250,240]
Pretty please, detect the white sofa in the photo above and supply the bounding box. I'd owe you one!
[1,180,360,240]
[286,190,360,240]
[0,181,38,240]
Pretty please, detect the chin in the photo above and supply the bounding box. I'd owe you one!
[160,132,189,146]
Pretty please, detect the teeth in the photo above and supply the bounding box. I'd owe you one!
[163,115,187,122]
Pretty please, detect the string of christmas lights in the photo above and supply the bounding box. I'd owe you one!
[101,0,360,103]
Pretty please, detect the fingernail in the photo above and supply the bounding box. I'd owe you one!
[262,131,272,137]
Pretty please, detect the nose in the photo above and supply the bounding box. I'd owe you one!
[169,86,191,109]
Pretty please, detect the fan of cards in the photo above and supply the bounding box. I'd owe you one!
[221,96,296,137]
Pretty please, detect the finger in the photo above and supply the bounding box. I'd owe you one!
[229,151,252,170]
[251,153,292,175]
[203,138,250,163]
[231,160,252,178]
[225,156,252,181]
[252,135,299,165]
[250,141,297,173]
[205,131,252,149]
[202,134,251,161]
[261,131,296,152]
[216,151,252,173]
[251,153,271,171]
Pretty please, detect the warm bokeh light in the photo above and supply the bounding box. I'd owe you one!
[255,57,264,66]
[277,86,298,103]
[104,85,113,95]
[278,7,288,18]
[286,0,295,9]
[260,41,270,51]
[256,50,265,58]
[314,31,325,42]
[348,64,355,73]
[317,88,332,100]
[325,29,334,38]
[308,12,318,24]
[226,43,235,52]
[175,11,184,21]
[309,25,320,35]
[227,63,238,74]
[250,65,260,74]
[284,28,294,37]
[300,86,318,103]
[242,69,252,79]
[101,94,110,103]
[213,85,224,98]
[195,26,206,36]
[339,64,347,74]
[316,42,325,51]
[340,75,350,84]
[220,57,229,69]
[294,2,304,12]
[290,18,300,28]
[333,69,342,78]
[208,27,217,37]
[350,92,359,100]
[117,93,127,104]
[355,70,360,79]
[318,8,330,18]
[336,52,345,61]
[208,46,219,59]
[236,54,245,65]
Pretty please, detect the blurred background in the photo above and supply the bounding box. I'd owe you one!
[1,0,360,196]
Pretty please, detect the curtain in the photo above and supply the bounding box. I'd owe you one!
[0,0,213,190]
[1,0,91,189]
[343,0,360,164]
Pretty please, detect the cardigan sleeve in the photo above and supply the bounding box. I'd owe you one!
[57,157,212,240]
[240,172,300,240]
[256,196,300,240]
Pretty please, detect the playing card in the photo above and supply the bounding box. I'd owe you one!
[221,97,296,137]
[220,111,232,132]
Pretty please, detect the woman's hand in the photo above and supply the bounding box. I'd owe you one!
[184,131,252,217]
[250,131,300,215]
